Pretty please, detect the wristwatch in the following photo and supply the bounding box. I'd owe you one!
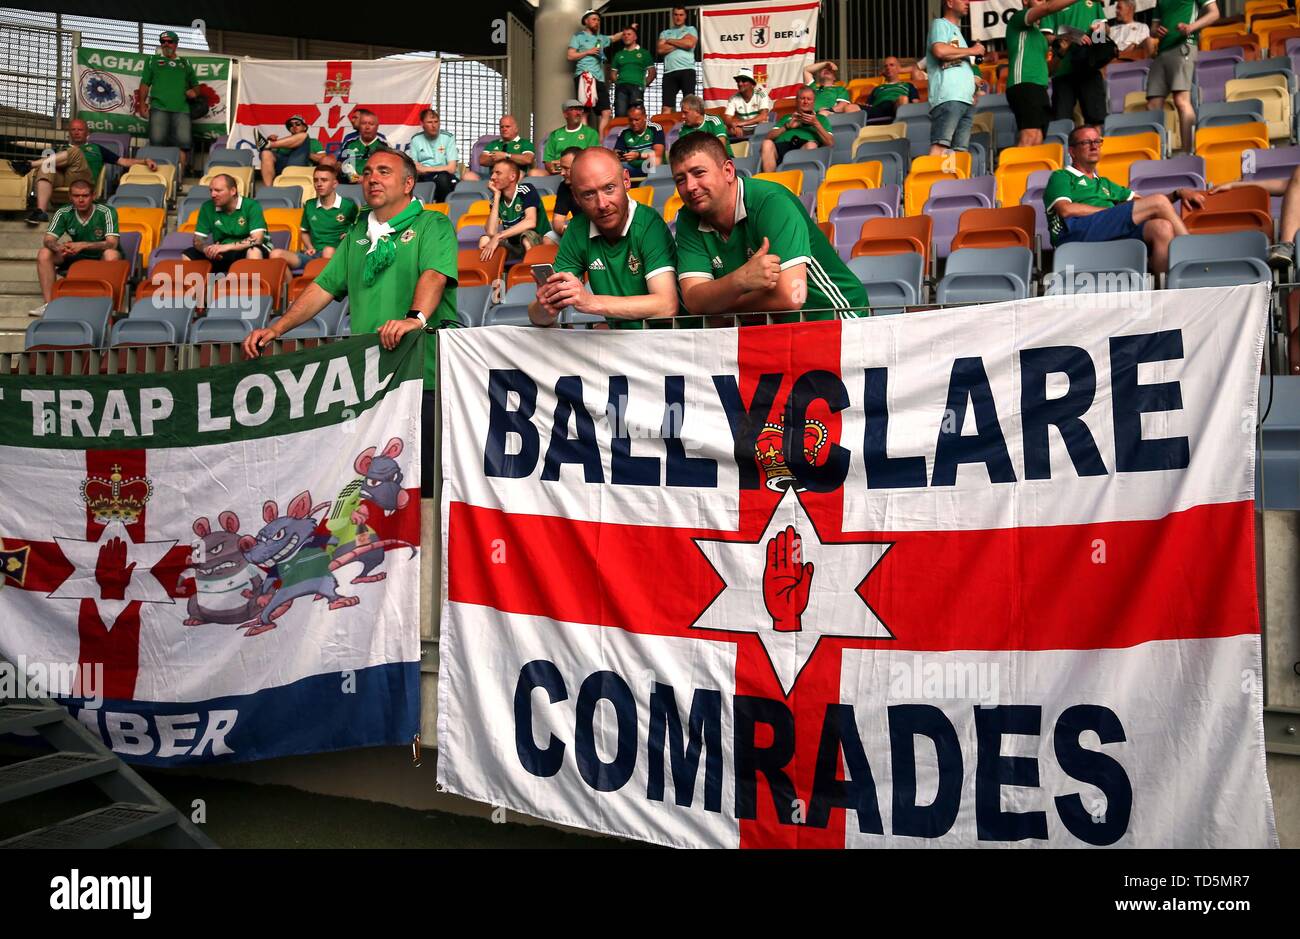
[406,310,428,327]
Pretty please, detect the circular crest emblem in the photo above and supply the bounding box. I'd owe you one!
[628,252,641,275]
[80,70,124,113]
[400,229,416,244]
[336,213,347,223]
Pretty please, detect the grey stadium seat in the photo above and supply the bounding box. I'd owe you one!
[254,186,303,209]
[484,303,533,326]
[1166,232,1271,289]
[1046,239,1149,294]
[25,296,113,349]
[847,253,924,315]
[936,247,1033,304]
[189,318,253,343]
[204,294,273,328]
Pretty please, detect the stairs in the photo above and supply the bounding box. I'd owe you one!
[0,220,45,350]
[0,681,216,849]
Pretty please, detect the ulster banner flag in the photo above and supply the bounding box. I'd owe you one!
[437,285,1278,848]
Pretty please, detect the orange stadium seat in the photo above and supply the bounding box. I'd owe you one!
[507,242,559,288]
[225,258,290,311]
[1201,22,1255,50]
[288,258,331,302]
[459,247,505,287]
[135,259,211,306]
[995,144,1063,207]
[851,215,933,272]
[949,205,1036,252]
[817,221,835,244]
[52,260,129,311]
[772,98,798,120]
[1268,24,1300,55]
[1196,122,1269,185]
[904,152,971,217]
[1182,185,1274,237]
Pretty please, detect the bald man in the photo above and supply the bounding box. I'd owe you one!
[530,147,677,328]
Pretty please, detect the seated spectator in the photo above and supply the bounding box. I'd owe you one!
[546,146,585,241]
[1045,126,1204,273]
[530,147,677,328]
[182,173,267,275]
[760,86,832,172]
[802,60,861,115]
[864,57,919,122]
[258,115,325,187]
[611,25,655,117]
[339,110,385,183]
[463,114,536,182]
[479,159,550,265]
[35,178,120,310]
[341,106,389,148]
[542,99,601,176]
[410,108,460,202]
[1111,0,1152,60]
[614,104,665,182]
[1212,171,1300,265]
[678,95,733,156]
[723,67,773,139]
[26,118,156,225]
[270,164,358,270]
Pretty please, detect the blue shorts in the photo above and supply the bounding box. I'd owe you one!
[930,100,974,151]
[1058,201,1143,245]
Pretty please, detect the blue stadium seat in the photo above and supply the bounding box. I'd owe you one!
[527,175,562,197]
[177,192,208,229]
[110,183,166,208]
[561,308,607,327]
[732,148,762,177]
[457,285,492,326]
[936,247,1032,304]
[780,146,830,173]
[208,146,253,168]
[1258,375,1300,509]
[115,296,194,345]
[25,296,113,349]
[204,294,273,327]
[255,186,302,209]
[318,298,348,334]
[644,176,678,210]
[827,111,866,134]
[484,303,533,326]
[1235,56,1296,92]
[1166,232,1271,289]
[852,139,910,189]
[137,145,180,167]
[974,93,1017,151]
[336,184,364,206]
[1046,239,1149,294]
[503,282,537,304]
[116,230,142,281]
[848,253,923,315]
[190,318,253,344]
[1197,99,1266,130]
[110,318,176,346]
[412,181,438,203]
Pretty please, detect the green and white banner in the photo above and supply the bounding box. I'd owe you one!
[74,46,234,140]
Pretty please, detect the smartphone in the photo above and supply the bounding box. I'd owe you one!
[531,263,555,286]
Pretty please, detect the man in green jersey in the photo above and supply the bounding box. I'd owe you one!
[613,104,666,182]
[463,114,536,182]
[479,159,550,263]
[802,60,861,115]
[679,95,734,157]
[182,173,267,274]
[864,58,918,122]
[1007,0,1082,147]
[760,87,833,173]
[1147,0,1219,153]
[670,133,868,322]
[244,149,458,496]
[530,148,677,328]
[36,179,120,305]
[340,111,386,183]
[138,30,199,175]
[611,25,656,117]
[542,100,601,176]
[26,118,157,225]
[1041,0,1111,126]
[270,163,359,269]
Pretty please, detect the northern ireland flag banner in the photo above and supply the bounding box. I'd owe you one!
[438,285,1278,848]
[0,335,423,765]
[231,57,439,158]
[700,0,819,105]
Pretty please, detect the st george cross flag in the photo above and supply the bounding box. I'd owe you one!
[437,285,1278,848]
[0,336,423,765]
[231,57,439,158]
[699,0,819,105]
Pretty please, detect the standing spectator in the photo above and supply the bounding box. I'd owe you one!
[926,0,985,157]
[182,174,266,275]
[530,148,677,328]
[614,104,665,182]
[269,164,358,270]
[463,114,536,182]
[258,116,326,187]
[1043,0,1114,128]
[35,179,120,308]
[1147,0,1218,153]
[25,118,156,225]
[409,109,460,202]
[137,30,198,177]
[658,6,699,114]
[339,111,385,183]
[1007,0,1082,147]
[1111,0,1152,59]
[863,57,919,122]
[547,146,586,240]
[724,67,773,139]
[542,100,601,176]
[802,60,861,115]
[677,95,734,157]
[479,160,550,263]
[760,87,833,172]
[569,9,622,139]
[611,25,655,117]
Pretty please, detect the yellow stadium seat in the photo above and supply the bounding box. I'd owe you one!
[542,194,557,214]
[1247,0,1289,28]
[1199,22,1255,51]
[180,209,199,233]
[116,207,164,264]
[456,199,493,230]
[816,162,883,222]
[1195,122,1269,185]
[200,165,254,197]
[995,143,1063,207]
[277,165,316,180]
[423,202,450,214]
[0,160,24,211]
[731,139,751,158]
[628,186,655,207]
[1255,13,1300,54]
[904,151,971,217]
[1226,75,1292,140]
[1123,92,1182,150]
[273,173,316,205]
[664,191,684,223]
[122,164,175,200]
[1097,133,1160,186]
[264,207,304,253]
[754,169,804,196]
[851,123,906,159]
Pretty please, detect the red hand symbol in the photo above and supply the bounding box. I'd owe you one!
[763,525,814,633]
[95,536,136,601]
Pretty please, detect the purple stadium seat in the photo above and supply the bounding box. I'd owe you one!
[1195,49,1245,105]
[147,249,187,271]
[1244,145,1300,182]
[468,134,494,176]
[926,177,998,259]
[1106,60,1151,114]
[828,186,901,260]
[458,224,487,251]
[116,230,141,281]
[268,229,291,252]
[1020,169,1055,256]
[1128,155,1208,196]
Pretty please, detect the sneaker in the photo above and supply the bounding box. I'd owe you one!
[24,208,48,226]
[28,302,47,318]
[1269,243,1295,267]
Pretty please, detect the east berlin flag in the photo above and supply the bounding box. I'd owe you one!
[699,0,819,104]
[0,335,423,765]
[437,285,1278,848]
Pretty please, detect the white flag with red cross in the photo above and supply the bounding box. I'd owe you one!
[231,57,439,160]
[699,0,819,105]
[437,285,1278,849]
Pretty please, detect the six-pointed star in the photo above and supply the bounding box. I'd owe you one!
[691,487,893,695]
[52,520,178,626]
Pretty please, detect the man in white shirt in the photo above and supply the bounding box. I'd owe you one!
[1111,0,1152,59]
[724,66,773,139]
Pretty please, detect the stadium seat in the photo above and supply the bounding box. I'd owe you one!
[1248,0,1290,29]
[851,123,906,159]
[663,191,686,223]
[424,202,451,215]
[507,242,559,288]
[1103,112,1169,157]
[200,165,254,197]
[110,294,197,345]
[288,257,331,303]
[267,314,330,339]
[1254,17,1300,62]
[202,293,274,328]
[1268,25,1300,56]
[256,186,303,209]
[847,253,924,315]
[1127,155,1208,196]
[1166,231,1271,288]
[903,118,935,161]
[528,175,563,197]
[273,174,316,205]
[1197,98,1267,130]
[1225,75,1292,139]
[135,259,211,306]
[55,258,129,311]
[1046,239,1149,295]
[1244,144,1300,184]
[995,144,1063,208]
[1122,91,1183,150]
[851,215,933,272]
[950,205,1036,253]
[780,147,830,174]
[116,206,164,264]
[459,247,505,287]
[208,146,253,168]
[1107,60,1152,114]
[457,285,492,327]
[1196,122,1269,184]
[927,177,997,259]
[936,247,1033,304]
[1195,48,1246,105]
[644,176,678,210]
[973,92,1017,150]
[109,183,166,209]
[115,230,142,282]
[484,303,533,326]
[829,186,902,259]
[176,191,208,229]
[1207,36,1260,60]
[816,163,883,222]
[457,224,487,252]
[412,180,438,204]
[225,259,290,312]
[1097,133,1161,187]
[25,296,113,349]
[190,318,254,344]
[264,207,304,253]
[904,151,971,217]
[627,186,655,207]
[1183,185,1274,236]
[852,139,910,189]
[754,169,804,197]
[1200,22,1256,51]
[456,199,493,230]
[336,183,364,206]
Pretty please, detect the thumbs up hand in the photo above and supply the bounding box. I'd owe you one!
[737,237,781,292]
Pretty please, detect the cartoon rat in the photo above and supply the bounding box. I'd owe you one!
[182,512,265,626]
[323,438,416,584]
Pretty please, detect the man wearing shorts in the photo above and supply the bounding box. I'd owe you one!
[1006,0,1083,147]
[1147,0,1219,153]
[35,179,120,307]
[926,0,986,157]
[138,30,199,177]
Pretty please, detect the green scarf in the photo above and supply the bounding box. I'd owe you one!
[362,199,424,287]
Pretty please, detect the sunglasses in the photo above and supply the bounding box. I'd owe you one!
[160,39,177,45]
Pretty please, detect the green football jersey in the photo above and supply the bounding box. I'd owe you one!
[47,203,118,258]
[301,194,359,251]
[195,196,267,244]
[1043,166,1134,246]
[140,53,197,112]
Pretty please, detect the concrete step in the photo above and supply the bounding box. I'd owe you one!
[0,260,38,282]
[0,279,42,296]
[0,309,37,329]
[0,230,46,254]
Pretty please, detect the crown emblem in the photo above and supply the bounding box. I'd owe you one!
[324,71,351,99]
[755,419,828,491]
[80,464,153,525]
[752,14,770,27]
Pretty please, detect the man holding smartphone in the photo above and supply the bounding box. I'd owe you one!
[759,86,833,173]
[529,147,677,329]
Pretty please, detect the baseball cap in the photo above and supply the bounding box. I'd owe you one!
[562,98,584,110]
[159,30,178,43]
[286,115,307,129]
[734,66,756,83]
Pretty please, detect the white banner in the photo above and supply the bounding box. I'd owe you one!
[437,287,1277,848]
[971,0,1155,41]
[230,57,439,160]
[699,0,820,105]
